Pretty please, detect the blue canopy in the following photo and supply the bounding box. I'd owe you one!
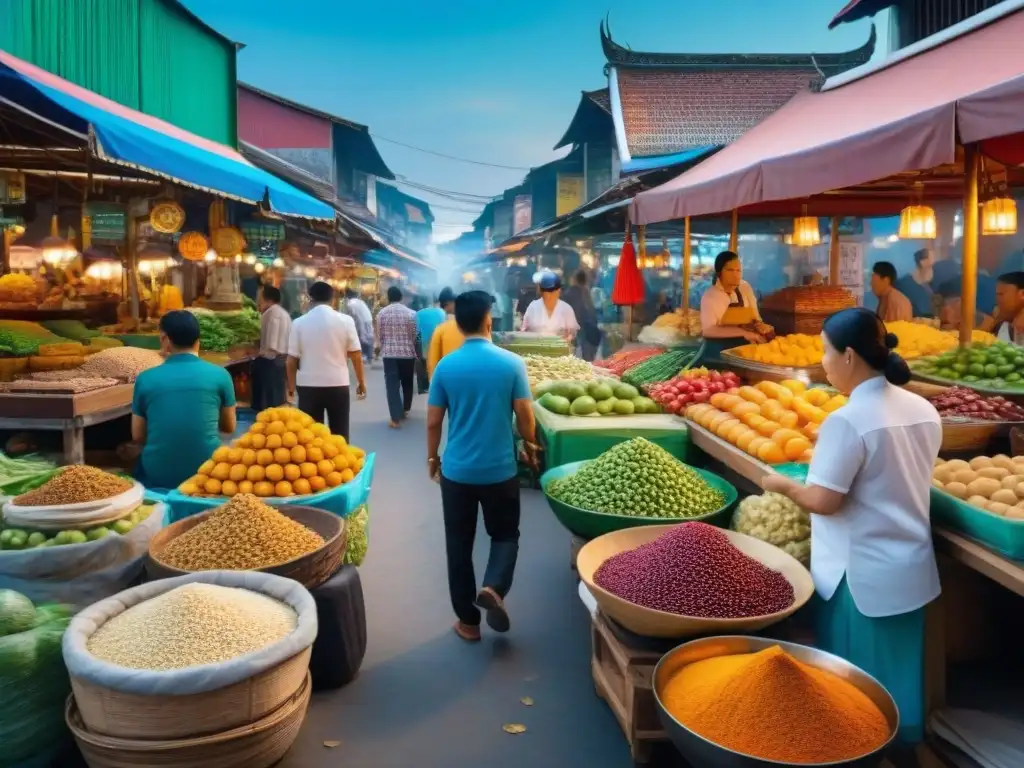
[0,49,334,220]
[621,146,718,175]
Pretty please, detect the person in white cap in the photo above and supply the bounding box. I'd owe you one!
[521,271,579,342]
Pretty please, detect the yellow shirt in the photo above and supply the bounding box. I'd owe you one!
[427,317,465,377]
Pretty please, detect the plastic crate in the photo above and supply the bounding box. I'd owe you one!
[930,487,1024,560]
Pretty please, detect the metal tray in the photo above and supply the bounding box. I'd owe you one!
[719,350,828,384]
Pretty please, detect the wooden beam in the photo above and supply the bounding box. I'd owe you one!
[1,227,10,276]
[729,209,738,251]
[682,216,691,314]
[828,216,841,286]
[960,144,980,347]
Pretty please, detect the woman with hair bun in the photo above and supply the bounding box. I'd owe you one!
[699,250,773,361]
[762,307,941,750]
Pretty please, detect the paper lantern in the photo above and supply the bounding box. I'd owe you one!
[177,231,209,262]
[981,197,1018,236]
[791,216,821,247]
[611,236,644,306]
[898,205,937,239]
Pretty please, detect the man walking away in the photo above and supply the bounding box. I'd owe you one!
[287,281,366,442]
[377,286,418,428]
[415,290,448,394]
[562,270,601,361]
[251,285,291,411]
[344,288,375,364]
[427,287,463,378]
[427,290,540,642]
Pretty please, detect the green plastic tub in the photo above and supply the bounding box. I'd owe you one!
[540,460,738,540]
[930,487,1024,560]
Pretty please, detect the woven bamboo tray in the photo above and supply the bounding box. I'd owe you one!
[71,647,311,741]
[146,505,345,590]
[940,419,1002,453]
[67,671,312,768]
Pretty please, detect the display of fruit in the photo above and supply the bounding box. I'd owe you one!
[546,438,726,518]
[534,379,660,416]
[733,492,811,565]
[932,455,1024,519]
[494,333,571,358]
[913,341,1024,390]
[929,387,1024,422]
[524,354,596,390]
[0,504,155,550]
[684,380,846,464]
[621,347,702,388]
[594,347,663,377]
[885,321,995,360]
[731,333,824,367]
[651,308,701,335]
[647,370,743,415]
[178,406,366,498]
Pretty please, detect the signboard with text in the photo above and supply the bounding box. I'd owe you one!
[556,174,584,216]
[513,195,532,234]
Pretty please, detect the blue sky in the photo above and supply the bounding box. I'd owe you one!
[183,0,881,242]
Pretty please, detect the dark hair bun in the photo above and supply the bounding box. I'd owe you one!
[883,351,912,386]
[884,332,899,350]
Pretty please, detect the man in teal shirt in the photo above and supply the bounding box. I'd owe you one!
[132,311,237,490]
[415,288,450,393]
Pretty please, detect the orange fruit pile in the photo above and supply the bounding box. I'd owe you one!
[685,380,847,465]
[179,406,366,498]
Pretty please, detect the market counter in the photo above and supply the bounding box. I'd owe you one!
[533,401,690,468]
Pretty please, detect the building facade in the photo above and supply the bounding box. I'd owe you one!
[830,0,1008,50]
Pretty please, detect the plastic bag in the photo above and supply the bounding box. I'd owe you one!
[63,570,318,696]
[0,599,73,767]
[343,505,369,566]
[0,503,166,610]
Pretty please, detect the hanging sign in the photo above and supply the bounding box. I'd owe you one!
[513,195,532,235]
[211,226,246,258]
[556,174,584,217]
[83,202,126,242]
[838,242,865,304]
[150,200,186,234]
[177,231,209,262]
[0,172,26,204]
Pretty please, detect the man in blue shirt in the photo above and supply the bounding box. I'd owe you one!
[131,311,237,490]
[415,287,451,394]
[427,290,540,642]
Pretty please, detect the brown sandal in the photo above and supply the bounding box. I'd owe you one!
[453,621,481,642]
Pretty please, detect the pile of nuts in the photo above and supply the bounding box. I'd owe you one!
[7,377,120,393]
[13,465,133,506]
[86,583,297,670]
[156,493,325,571]
[79,347,163,382]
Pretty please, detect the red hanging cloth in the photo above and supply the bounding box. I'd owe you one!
[612,236,644,306]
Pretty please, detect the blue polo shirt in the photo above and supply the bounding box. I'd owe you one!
[428,337,531,485]
[132,354,236,490]
[416,307,446,349]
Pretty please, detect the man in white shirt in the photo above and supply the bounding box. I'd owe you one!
[287,281,366,441]
[251,285,291,411]
[520,272,579,341]
[344,288,375,363]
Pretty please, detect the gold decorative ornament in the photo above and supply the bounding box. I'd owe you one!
[150,200,186,234]
[177,231,210,262]
[211,226,246,258]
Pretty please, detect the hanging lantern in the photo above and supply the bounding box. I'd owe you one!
[611,232,644,306]
[177,231,209,262]
[981,197,1018,236]
[791,216,821,247]
[898,205,937,239]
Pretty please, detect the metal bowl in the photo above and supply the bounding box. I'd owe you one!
[653,636,899,767]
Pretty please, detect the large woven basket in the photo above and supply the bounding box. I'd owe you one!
[70,646,310,741]
[67,671,312,768]
[146,504,345,590]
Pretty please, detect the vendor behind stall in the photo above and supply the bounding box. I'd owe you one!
[979,271,1024,345]
[131,311,238,491]
[521,271,579,342]
[699,251,773,359]
[762,308,940,750]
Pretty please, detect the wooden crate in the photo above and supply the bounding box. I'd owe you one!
[591,613,667,764]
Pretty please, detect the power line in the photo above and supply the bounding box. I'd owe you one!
[391,176,497,203]
[371,133,532,171]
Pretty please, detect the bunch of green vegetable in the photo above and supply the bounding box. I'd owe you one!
[192,312,234,352]
[216,308,262,345]
[622,348,700,388]
[343,504,369,566]
[547,437,726,518]
[732,492,810,564]
[0,320,68,357]
[0,453,57,496]
[0,590,73,765]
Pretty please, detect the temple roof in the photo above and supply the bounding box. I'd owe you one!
[554,88,613,149]
[601,20,876,78]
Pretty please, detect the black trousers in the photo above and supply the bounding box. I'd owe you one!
[250,356,287,411]
[297,385,350,442]
[383,357,415,422]
[415,341,429,393]
[440,475,520,626]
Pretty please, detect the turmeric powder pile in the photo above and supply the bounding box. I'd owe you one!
[660,646,890,764]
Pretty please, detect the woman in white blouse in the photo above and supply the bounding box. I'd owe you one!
[699,251,772,361]
[762,307,941,750]
[521,271,580,342]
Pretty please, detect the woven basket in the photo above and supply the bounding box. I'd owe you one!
[71,647,310,741]
[67,671,312,768]
[941,420,1000,453]
[146,504,346,590]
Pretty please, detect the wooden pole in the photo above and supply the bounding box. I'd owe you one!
[960,143,980,348]
[1,227,10,276]
[729,209,739,251]
[828,216,841,286]
[682,216,692,315]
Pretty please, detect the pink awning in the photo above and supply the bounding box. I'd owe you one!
[631,9,1024,226]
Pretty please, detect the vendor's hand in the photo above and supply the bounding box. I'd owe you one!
[742,329,766,344]
[760,474,788,494]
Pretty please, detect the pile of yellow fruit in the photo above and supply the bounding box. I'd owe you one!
[179,406,366,498]
[732,334,823,368]
[685,380,847,465]
[884,321,995,360]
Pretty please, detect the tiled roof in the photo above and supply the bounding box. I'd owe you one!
[601,20,876,77]
[616,68,823,158]
[554,88,614,149]
[585,88,611,113]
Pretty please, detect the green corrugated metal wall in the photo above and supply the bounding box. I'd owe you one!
[0,0,236,146]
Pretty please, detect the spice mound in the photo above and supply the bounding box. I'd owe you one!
[80,346,163,382]
[594,522,794,618]
[661,646,890,763]
[13,465,132,507]
[86,583,297,670]
[157,493,325,571]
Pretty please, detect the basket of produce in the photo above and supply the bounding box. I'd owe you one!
[577,522,814,638]
[760,285,857,315]
[621,345,704,389]
[541,438,737,539]
[523,354,599,391]
[932,454,1024,558]
[492,332,570,358]
[534,378,660,417]
[911,339,1024,394]
[594,346,664,377]
[653,636,897,767]
[732,491,810,566]
[147,495,345,590]
[646,369,742,416]
[4,467,145,526]
[63,571,316,741]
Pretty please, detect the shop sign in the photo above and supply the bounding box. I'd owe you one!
[177,231,209,261]
[150,200,186,234]
[83,202,126,242]
[0,172,26,204]
[837,242,865,303]
[556,174,584,217]
[513,195,532,235]
[211,226,246,258]
[820,217,864,236]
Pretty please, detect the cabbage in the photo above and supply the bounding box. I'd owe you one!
[343,505,369,567]
[732,492,811,565]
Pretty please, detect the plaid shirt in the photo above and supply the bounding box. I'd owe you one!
[376,302,418,358]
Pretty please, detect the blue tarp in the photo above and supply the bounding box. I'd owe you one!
[0,51,334,220]
[621,145,718,175]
